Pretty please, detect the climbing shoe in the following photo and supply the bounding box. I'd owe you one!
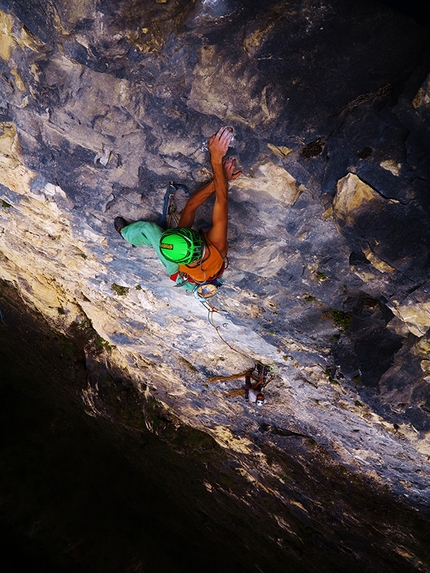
[114,217,127,234]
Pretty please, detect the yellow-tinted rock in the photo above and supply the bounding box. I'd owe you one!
[234,162,301,205]
[362,247,396,274]
[0,122,35,191]
[412,73,430,108]
[267,143,292,158]
[0,11,14,60]
[380,159,401,175]
[333,173,381,226]
[0,10,44,60]
[415,337,430,356]
[389,302,430,337]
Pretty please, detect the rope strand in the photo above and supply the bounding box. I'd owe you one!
[206,303,252,360]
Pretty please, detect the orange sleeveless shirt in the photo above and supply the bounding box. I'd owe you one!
[178,233,225,283]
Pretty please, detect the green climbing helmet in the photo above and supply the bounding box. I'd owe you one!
[159,228,205,265]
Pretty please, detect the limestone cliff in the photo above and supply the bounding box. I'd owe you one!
[1,1,430,570]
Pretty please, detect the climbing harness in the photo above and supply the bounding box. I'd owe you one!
[176,255,228,293]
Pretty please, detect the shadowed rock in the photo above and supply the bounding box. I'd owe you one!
[1,0,430,570]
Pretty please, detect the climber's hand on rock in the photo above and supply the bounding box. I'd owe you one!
[209,126,233,163]
[223,157,242,181]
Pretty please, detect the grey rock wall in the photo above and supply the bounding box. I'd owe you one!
[1,0,430,569]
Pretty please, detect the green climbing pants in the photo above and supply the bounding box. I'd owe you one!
[120,221,178,276]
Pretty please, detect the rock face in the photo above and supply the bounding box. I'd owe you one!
[1,0,430,570]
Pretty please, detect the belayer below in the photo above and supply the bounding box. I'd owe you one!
[208,363,273,407]
[114,126,241,291]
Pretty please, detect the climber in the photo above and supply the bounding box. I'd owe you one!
[208,363,272,407]
[114,127,241,290]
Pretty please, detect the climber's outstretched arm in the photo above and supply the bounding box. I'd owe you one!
[178,154,241,230]
[177,179,214,229]
[206,127,234,258]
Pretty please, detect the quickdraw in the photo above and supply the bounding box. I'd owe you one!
[161,182,191,229]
